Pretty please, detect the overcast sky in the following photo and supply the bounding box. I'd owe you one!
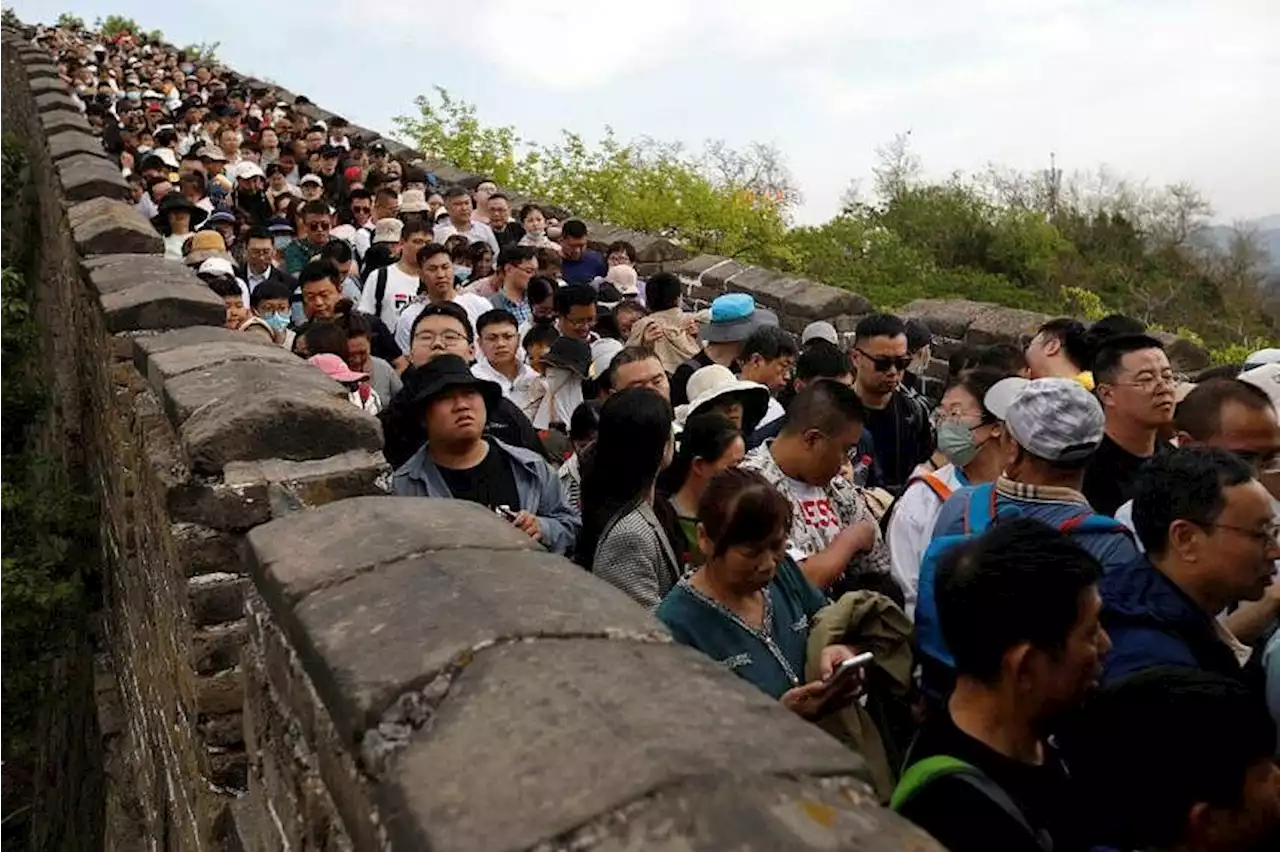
[17,0,1279,225]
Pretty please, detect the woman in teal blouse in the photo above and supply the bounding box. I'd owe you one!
[657,467,862,718]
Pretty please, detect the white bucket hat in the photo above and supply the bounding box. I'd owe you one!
[675,364,770,431]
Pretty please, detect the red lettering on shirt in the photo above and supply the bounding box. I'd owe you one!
[800,498,839,529]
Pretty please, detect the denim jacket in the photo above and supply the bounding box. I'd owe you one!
[392,438,581,554]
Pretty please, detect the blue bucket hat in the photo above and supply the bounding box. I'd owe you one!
[701,293,778,344]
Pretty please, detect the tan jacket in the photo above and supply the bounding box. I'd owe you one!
[805,591,914,802]
[626,307,700,373]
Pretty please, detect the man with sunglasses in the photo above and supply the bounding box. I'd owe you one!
[850,314,934,493]
[283,200,334,275]
[1104,447,1280,688]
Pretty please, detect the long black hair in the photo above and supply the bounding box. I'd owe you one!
[575,388,673,568]
[657,412,741,497]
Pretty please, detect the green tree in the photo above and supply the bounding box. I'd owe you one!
[393,87,797,265]
[181,41,220,63]
[55,11,84,29]
[99,14,140,38]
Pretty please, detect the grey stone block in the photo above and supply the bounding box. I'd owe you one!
[222,450,389,518]
[288,549,661,737]
[98,279,226,332]
[89,256,204,296]
[551,773,940,851]
[145,340,300,391]
[54,153,130,202]
[788,277,873,319]
[34,90,80,114]
[23,61,59,80]
[246,497,539,605]
[160,358,344,425]
[48,129,106,162]
[180,383,383,476]
[172,522,245,576]
[378,639,865,850]
[701,257,748,290]
[40,108,93,136]
[193,622,245,675]
[29,76,67,97]
[900,298,990,340]
[190,573,247,627]
[169,480,272,531]
[69,198,163,256]
[672,253,733,280]
[966,306,1052,346]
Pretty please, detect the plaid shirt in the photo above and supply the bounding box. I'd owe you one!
[742,442,893,583]
[490,289,532,325]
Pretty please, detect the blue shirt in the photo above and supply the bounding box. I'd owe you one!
[657,558,826,699]
[561,250,607,285]
[932,479,1140,575]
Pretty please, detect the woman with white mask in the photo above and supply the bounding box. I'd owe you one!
[886,368,1010,617]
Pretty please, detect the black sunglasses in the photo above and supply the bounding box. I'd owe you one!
[854,348,912,373]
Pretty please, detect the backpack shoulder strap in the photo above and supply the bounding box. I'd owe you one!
[908,472,953,504]
[963,483,998,535]
[374,266,389,318]
[1059,511,1136,540]
[892,755,1051,852]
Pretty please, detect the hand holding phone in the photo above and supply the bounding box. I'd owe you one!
[822,651,874,695]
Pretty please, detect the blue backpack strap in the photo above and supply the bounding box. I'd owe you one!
[963,483,998,535]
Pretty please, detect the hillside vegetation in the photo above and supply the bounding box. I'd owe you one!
[396,90,1276,355]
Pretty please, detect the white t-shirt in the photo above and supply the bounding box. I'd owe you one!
[886,464,967,618]
[394,292,494,351]
[784,476,843,564]
[357,264,419,329]
[758,397,785,429]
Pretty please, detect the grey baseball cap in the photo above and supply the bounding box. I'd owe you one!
[801,320,839,346]
[985,377,1105,463]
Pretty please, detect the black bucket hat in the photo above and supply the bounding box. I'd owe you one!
[402,354,502,414]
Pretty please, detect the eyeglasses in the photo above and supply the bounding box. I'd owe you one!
[1204,522,1280,547]
[931,409,985,428]
[854,348,911,373]
[306,221,330,232]
[481,332,517,344]
[1111,371,1176,392]
[351,205,371,214]
[413,330,467,346]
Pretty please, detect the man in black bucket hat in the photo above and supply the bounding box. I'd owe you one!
[391,354,580,554]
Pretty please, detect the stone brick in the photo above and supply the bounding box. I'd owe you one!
[39,108,93,136]
[168,479,272,531]
[246,497,539,605]
[901,298,991,339]
[54,152,130,202]
[673,254,734,280]
[549,773,939,852]
[197,668,245,716]
[68,198,164,256]
[193,622,246,675]
[701,258,748,290]
[98,278,227,332]
[223,450,390,517]
[726,266,789,309]
[28,76,67,97]
[23,61,59,79]
[34,89,81,114]
[180,384,383,476]
[190,573,248,627]
[289,548,662,737]
[787,278,873,319]
[172,521,245,576]
[145,340,300,391]
[90,257,207,297]
[378,640,865,851]
[1160,333,1211,372]
[130,326,264,368]
[966,305,1053,346]
[47,129,103,162]
[161,358,344,425]
[198,711,245,748]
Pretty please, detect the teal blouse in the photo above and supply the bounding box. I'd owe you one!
[656,558,827,699]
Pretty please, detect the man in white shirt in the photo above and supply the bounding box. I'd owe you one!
[472,308,545,421]
[395,242,494,349]
[433,185,499,254]
[358,218,432,329]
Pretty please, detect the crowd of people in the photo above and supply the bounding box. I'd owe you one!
[37,20,1280,852]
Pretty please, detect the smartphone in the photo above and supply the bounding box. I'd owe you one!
[494,505,518,522]
[823,651,874,693]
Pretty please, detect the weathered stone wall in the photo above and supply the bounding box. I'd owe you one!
[8,25,941,852]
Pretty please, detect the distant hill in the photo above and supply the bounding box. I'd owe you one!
[1197,216,1280,308]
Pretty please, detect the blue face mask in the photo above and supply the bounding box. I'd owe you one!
[263,311,290,333]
